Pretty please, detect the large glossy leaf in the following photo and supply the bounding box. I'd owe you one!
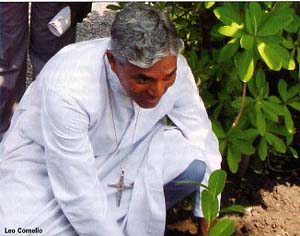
[218,38,239,62]
[257,5,293,36]
[208,169,227,197]
[237,50,255,82]
[205,2,215,9]
[218,26,242,38]
[214,4,243,25]
[240,34,254,50]
[285,14,300,33]
[249,2,263,29]
[257,42,281,70]
[245,8,253,35]
[258,137,268,160]
[209,219,235,236]
[257,42,282,71]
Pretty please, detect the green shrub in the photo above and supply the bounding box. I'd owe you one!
[107,2,300,174]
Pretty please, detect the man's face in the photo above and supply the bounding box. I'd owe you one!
[107,51,177,109]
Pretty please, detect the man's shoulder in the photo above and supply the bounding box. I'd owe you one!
[48,38,110,67]
[38,38,111,102]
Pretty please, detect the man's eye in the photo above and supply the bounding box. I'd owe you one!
[136,77,149,84]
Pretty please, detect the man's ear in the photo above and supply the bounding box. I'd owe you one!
[106,50,117,74]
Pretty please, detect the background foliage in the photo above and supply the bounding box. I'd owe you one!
[108,2,300,174]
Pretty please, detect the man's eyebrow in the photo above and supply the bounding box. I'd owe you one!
[136,67,177,80]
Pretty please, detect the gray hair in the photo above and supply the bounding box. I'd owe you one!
[110,3,184,68]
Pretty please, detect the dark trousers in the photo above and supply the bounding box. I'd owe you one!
[0,3,76,101]
[164,159,206,210]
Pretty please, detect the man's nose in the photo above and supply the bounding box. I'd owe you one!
[148,82,165,98]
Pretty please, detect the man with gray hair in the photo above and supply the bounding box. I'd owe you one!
[0,3,221,236]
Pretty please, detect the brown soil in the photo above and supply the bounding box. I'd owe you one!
[165,168,300,236]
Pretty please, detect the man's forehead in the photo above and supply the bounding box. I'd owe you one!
[126,55,177,74]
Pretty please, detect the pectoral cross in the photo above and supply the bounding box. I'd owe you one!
[108,170,134,207]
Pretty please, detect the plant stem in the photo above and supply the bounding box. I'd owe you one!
[232,82,247,128]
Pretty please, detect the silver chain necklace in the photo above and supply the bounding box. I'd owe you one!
[105,59,140,207]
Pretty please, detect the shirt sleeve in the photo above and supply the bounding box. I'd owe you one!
[41,87,124,236]
[167,55,222,218]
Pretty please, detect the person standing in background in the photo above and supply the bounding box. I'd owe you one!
[0,3,92,139]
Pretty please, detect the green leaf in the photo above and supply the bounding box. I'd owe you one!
[245,3,263,35]
[249,2,263,29]
[214,4,243,25]
[277,47,295,70]
[257,42,282,71]
[208,169,227,197]
[231,97,254,110]
[265,133,286,153]
[218,26,242,37]
[264,100,284,115]
[232,139,255,155]
[257,6,293,36]
[227,144,241,173]
[283,106,294,134]
[289,146,298,159]
[243,128,259,141]
[202,190,219,225]
[220,204,245,214]
[282,37,294,49]
[262,105,279,122]
[258,137,268,160]
[205,2,215,9]
[254,68,266,91]
[209,219,235,236]
[289,102,300,111]
[287,85,300,100]
[219,141,226,155]
[201,190,212,225]
[245,8,253,34]
[297,48,300,79]
[218,38,239,62]
[285,14,300,33]
[212,120,226,139]
[256,103,267,136]
[240,34,254,50]
[278,79,288,102]
[267,96,281,104]
[237,50,255,82]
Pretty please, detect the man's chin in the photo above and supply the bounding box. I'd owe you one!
[135,98,160,109]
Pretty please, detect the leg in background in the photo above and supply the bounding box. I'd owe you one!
[29,3,77,79]
[0,3,28,137]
